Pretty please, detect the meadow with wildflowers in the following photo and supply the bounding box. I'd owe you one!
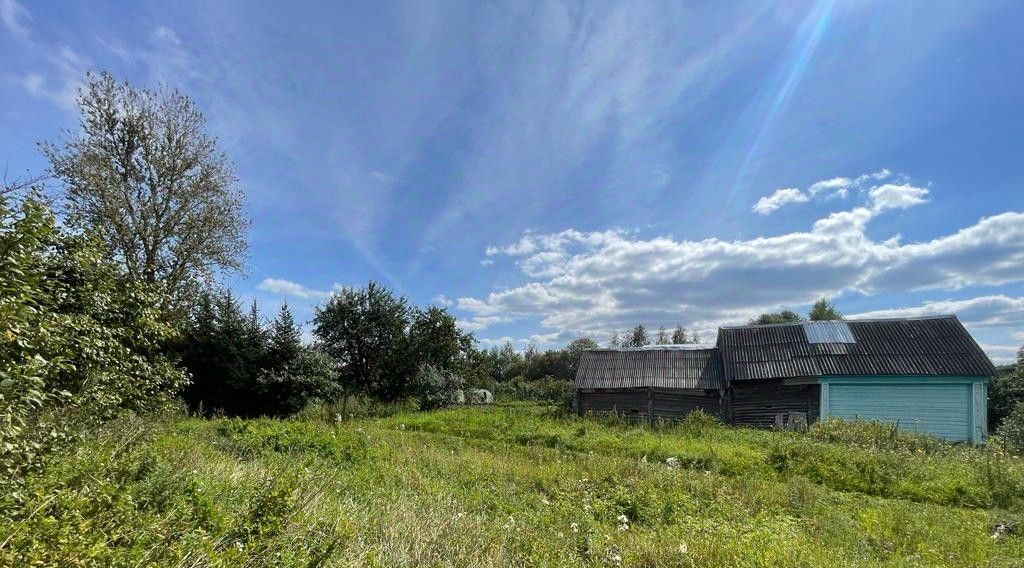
[3,404,1023,566]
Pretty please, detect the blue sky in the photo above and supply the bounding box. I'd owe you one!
[3,0,1023,361]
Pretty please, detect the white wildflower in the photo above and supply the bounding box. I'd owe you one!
[571,522,579,533]
[617,513,630,532]
[399,423,406,430]
[541,497,551,506]
[679,542,688,554]
[666,456,681,468]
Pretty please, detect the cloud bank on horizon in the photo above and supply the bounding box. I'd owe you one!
[455,172,1024,360]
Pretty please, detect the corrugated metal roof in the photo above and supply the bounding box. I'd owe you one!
[802,321,855,344]
[717,315,996,381]
[575,348,724,390]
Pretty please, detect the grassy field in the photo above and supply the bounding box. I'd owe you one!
[4,404,1024,567]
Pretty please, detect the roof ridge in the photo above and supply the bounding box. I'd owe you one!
[719,314,959,330]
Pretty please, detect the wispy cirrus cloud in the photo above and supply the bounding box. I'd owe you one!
[0,0,29,38]
[418,3,777,256]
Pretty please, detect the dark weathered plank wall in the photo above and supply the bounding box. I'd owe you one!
[731,381,820,428]
[578,388,650,421]
[578,388,721,423]
[650,388,721,422]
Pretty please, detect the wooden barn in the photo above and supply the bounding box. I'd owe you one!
[717,316,995,443]
[574,347,724,422]
[574,315,995,443]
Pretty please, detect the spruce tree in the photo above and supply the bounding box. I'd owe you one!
[268,302,302,371]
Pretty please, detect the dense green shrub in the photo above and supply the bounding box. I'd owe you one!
[0,194,186,503]
[997,404,1024,455]
[413,363,465,410]
[495,375,574,406]
[990,353,1023,430]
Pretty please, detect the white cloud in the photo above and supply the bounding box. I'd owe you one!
[456,297,503,316]
[868,183,929,211]
[432,294,452,307]
[1012,331,1024,342]
[978,344,1020,365]
[0,0,29,38]
[752,187,808,215]
[850,295,1024,328]
[457,187,1024,339]
[807,177,852,198]
[475,330,574,350]
[457,315,509,332]
[754,169,894,214]
[257,278,332,300]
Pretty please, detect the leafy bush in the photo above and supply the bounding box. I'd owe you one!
[259,346,340,416]
[495,375,574,406]
[990,355,1024,430]
[413,363,465,411]
[0,194,186,502]
[997,404,1024,455]
[676,408,722,430]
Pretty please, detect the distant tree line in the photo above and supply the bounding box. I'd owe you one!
[749,298,843,325]
[608,324,701,348]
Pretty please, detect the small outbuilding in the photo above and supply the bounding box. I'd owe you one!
[574,315,995,443]
[717,316,994,443]
[574,346,725,423]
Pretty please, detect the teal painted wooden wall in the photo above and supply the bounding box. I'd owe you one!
[819,376,988,444]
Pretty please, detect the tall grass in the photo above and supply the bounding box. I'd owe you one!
[2,405,1023,566]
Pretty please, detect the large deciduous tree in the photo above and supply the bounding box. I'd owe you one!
[312,282,412,401]
[42,71,247,312]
